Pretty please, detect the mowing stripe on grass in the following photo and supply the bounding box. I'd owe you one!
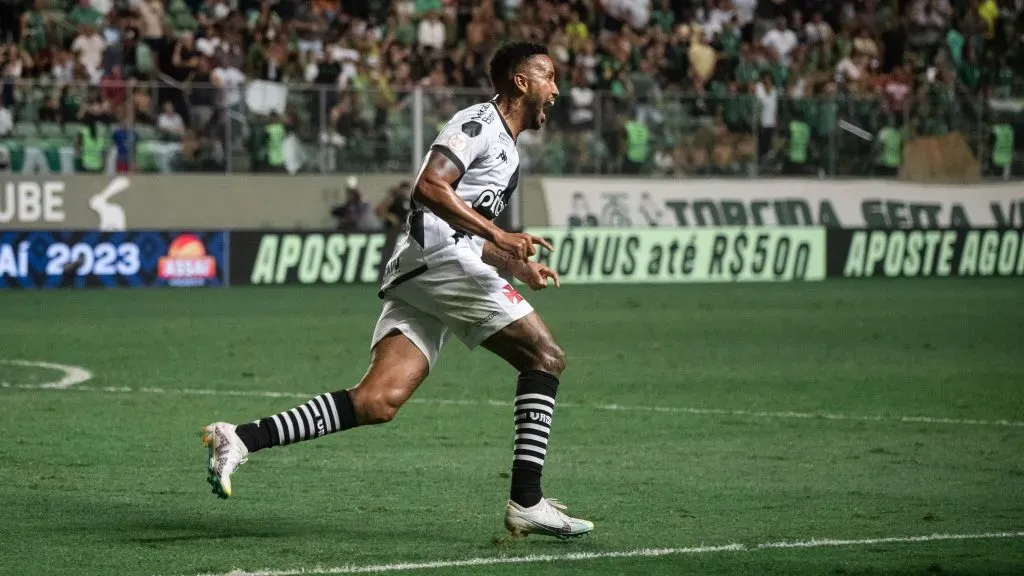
[178,531,1024,576]
[3,377,1024,428]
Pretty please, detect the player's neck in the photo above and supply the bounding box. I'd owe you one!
[492,95,527,141]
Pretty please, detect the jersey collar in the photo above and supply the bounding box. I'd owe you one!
[489,95,516,142]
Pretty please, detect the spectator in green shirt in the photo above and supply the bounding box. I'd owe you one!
[69,0,104,28]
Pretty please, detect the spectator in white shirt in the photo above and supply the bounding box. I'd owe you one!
[157,101,185,139]
[71,24,107,84]
[211,60,245,108]
[211,58,246,145]
[804,12,834,44]
[701,0,736,41]
[755,74,778,163]
[196,23,223,58]
[418,11,446,52]
[761,17,798,65]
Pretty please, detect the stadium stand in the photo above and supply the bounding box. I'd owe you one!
[0,0,1021,178]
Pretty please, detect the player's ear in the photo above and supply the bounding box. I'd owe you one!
[513,71,529,94]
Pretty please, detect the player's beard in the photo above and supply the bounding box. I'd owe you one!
[528,93,547,130]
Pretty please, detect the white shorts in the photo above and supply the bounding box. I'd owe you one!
[370,243,534,371]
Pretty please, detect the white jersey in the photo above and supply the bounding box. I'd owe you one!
[380,96,521,293]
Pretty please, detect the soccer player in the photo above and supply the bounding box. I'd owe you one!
[202,42,594,539]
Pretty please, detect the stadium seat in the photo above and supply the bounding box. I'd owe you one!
[134,142,159,172]
[38,122,62,138]
[15,122,39,138]
[135,43,154,76]
[134,124,158,141]
[64,122,85,138]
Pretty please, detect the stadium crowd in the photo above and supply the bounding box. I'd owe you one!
[0,0,1020,176]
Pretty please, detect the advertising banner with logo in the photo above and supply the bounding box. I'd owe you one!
[229,230,396,286]
[1,174,406,230]
[0,230,227,289]
[524,227,827,283]
[541,179,1024,229]
[828,229,1024,278]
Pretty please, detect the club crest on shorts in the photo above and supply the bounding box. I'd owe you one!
[502,283,524,304]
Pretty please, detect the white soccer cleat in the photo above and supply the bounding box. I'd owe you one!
[504,498,594,539]
[201,422,249,499]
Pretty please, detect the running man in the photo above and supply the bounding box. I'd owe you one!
[202,42,594,539]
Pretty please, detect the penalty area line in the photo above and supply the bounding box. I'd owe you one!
[180,531,1024,576]
[2,380,1023,428]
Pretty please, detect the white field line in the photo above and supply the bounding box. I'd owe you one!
[2,377,1023,428]
[179,531,1024,576]
[0,359,93,389]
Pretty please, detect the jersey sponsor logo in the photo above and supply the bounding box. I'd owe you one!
[528,411,552,424]
[502,283,524,304]
[472,189,510,219]
[461,120,483,137]
[498,150,508,164]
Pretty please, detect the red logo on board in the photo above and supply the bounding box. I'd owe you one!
[502,283,524,304]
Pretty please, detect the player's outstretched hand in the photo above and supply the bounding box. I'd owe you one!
[495,231,554,261]
[516,262,561,291]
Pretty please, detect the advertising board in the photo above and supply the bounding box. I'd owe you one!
[0,230,227,289]
[525,227,827,283]
[828,229,1024,278]
[541,179,1024,229]
[229,230,394,286]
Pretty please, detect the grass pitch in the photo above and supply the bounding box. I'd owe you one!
[1,281,1022,576]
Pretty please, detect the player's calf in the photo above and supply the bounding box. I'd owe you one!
[233,333,428,452]
[204,332,428,498]
[484,313,569,509]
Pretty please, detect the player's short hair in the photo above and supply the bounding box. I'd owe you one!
[488,42,550,92]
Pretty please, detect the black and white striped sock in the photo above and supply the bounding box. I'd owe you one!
[510,370,559,508]
[234,390,359,452]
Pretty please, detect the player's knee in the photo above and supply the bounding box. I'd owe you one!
[533,338,566,377]
[361,392,402,424]
[350,387,403,425]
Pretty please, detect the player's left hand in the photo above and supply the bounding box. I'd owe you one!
[516,262,560,290]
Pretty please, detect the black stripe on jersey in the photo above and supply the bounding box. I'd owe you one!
[489,99,515,141]
[430,144,466,176]
[409,210,425,247]
[505,166,521,195]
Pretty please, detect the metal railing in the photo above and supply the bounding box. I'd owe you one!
[1,78,1021,180]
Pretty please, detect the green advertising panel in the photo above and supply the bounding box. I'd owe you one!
[524,227,827,283]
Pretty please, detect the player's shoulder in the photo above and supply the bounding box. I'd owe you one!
[445,99,504,139]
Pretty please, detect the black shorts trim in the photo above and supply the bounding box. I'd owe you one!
[378,264,428,299]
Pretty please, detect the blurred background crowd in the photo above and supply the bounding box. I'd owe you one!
[0,0,1021,178]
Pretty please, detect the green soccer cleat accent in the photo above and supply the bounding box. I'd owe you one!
[201,422,248,499]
